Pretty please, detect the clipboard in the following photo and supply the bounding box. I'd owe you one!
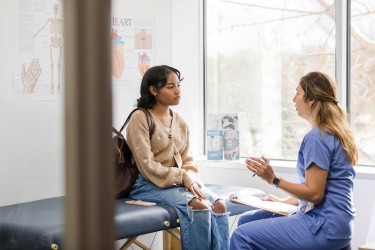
[229,194,298,216]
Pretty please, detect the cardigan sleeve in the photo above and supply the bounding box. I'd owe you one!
[126,110,187,188]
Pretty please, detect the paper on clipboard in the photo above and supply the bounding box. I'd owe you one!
[229,194,298,216]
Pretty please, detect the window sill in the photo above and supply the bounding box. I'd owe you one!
[196,158,375,180]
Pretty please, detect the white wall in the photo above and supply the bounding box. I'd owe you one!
[0,0,65,206]
[171,0,205,155]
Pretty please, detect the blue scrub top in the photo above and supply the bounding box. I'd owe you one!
[296,127,356,240]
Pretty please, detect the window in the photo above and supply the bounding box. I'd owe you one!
[351,0,375,165]
[206,0,374,166]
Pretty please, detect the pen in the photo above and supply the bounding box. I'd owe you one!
[252,157,270,177]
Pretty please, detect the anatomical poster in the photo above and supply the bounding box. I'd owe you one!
[111,14,154,89]
[14,0,64,100]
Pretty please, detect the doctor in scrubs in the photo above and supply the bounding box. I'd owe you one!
[230,72,358,250]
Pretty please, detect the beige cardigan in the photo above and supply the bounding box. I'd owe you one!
[126,109,202,188]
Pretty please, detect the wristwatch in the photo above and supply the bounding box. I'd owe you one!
[272,177,281,187]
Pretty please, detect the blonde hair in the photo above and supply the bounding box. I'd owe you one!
[299,72,358,165]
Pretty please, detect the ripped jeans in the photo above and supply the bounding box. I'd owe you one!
[129,175,230,250]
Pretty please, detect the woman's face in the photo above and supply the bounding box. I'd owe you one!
[293,83,313,121]
[155,72,181,106]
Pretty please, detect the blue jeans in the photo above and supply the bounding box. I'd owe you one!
[230,209,350,250]
[130,175,230,250]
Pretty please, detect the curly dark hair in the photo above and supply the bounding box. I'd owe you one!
[137,65,182,109]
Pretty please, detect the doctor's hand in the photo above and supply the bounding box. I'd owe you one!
[261,194,281,202]
[262,195,299,206]
[245,156,276,184]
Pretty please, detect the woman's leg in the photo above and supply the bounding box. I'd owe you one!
[230,213,349,250]
[211,199,230,250]
[202,187,230,250]
[182,186,230,250]
[184,200,212,250]
[238,209,279,226]
[130,176,212,250]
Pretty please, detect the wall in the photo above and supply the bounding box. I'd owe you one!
[171,0,204,155]
[0,0,65,206]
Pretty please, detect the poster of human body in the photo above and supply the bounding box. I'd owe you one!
[14,4,153,99]
[14,0,64,100]
[111,14,153,89]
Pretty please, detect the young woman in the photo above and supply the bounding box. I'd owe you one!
[230,72,358,250]
[126,65,230,250]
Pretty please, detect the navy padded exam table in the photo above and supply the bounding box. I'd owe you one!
[0,184,265,249]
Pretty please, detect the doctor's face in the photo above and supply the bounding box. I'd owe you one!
[293,83,313,121]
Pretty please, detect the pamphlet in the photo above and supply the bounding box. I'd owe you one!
[207,130,223,160]
[207,113,238,130]
[207,113,240,160]
[223,130,240,160]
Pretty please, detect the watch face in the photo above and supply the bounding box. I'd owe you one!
[272,177,280,186]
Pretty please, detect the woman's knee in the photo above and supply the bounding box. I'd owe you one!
[238,215,246,226]
[212,199,227,213]
[188,197,209,210]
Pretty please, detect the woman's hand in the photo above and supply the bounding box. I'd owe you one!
[261,194,299,205]
[186,182,207,200]
[260,194,281,202]
[245,156,275,184]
